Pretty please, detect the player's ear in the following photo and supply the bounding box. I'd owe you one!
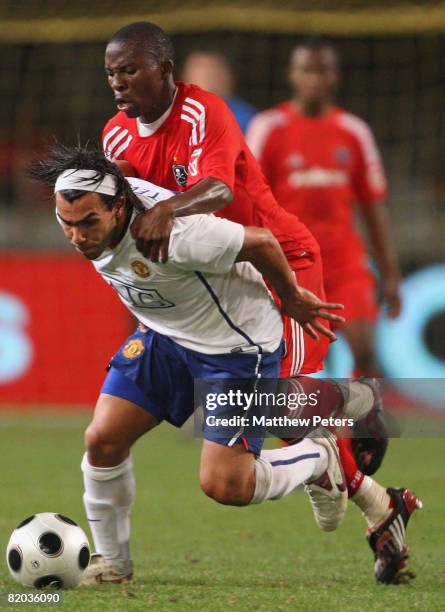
[114,197,126,218]
[161,59,174,78]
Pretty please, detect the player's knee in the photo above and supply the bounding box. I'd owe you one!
[200,472,250,507]
[84,424,103,454]
[84,424,128,465]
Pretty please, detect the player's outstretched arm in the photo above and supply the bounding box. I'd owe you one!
[130,178,232,262]
[237,227,345,341]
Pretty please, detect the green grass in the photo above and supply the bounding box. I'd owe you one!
[0,412,443,611]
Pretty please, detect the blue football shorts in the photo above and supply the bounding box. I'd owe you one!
[101,329,282,455]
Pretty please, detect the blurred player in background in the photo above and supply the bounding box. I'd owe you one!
[246,38,402,377]
[30,146,422,586]
[181,49,256,133]
[98,22,418,583]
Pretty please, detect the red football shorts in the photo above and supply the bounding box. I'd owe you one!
[323,265,378,328]
[277,253,330,377]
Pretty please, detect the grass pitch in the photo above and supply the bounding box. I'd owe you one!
[0,411,443,611]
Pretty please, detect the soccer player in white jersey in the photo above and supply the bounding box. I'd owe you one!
[29,145,421,585]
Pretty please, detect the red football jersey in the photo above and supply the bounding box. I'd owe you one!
[103,82,319,270]
[246,103,388,277]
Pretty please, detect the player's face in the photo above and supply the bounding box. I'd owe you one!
[289,47,338,108]
[56,192,123,260]
[105,41,174,122]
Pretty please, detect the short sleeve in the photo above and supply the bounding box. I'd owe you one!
[127,177,176,205]
[245,110,285,187]
[341,114,388,207]
[184,94,243,191]
[169,215,245,274]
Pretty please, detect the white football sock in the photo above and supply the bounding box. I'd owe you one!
[250,438,328,504]
[341,382,375,421]
[351,475,391,530]
[81,453,135,563]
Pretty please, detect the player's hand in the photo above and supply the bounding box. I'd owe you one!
[280,286,345,342]
[130,201,175,263]
[383,274,401,318]
[113,159,137,177]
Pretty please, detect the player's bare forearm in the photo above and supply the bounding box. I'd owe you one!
[362,203,402,317]
[362,203,400,278]
[237,227,345,340]
[161,177,232,217]
[237,227,298,297]
[131,177,232,262]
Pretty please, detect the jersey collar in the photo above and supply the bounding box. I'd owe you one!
[136,87,178,137]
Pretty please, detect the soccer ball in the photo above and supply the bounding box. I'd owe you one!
[6,513,90,589]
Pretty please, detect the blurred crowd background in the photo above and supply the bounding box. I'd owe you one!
[0,0,444,404]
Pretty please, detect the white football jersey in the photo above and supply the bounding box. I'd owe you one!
[91,177,283,355]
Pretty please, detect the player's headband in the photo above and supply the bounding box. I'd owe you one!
[54,169,117,196]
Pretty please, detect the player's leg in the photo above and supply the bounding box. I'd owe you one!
[279,377,387,474]
[295,260,388,475]
[324,267,380,377]
[342,319,380,377]
[280,254,330,377]
[280,317,388,482]
[279,257,387,484]
[280,329,389,534]
[337,432,422,583]
[200,430,347,531]
[81,328,191,585]
[281,261,420,579]
[337,435,390,520]
[81,389,159,584]
[350,468,422,583]
[199,434,333,506]
[192,334,347,529]
[85,391,158,467]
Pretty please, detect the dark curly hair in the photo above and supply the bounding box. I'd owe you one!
[27,142,143,212]
[292,36,339,67]
[108,21,175,65]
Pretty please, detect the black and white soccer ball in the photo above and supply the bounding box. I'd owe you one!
[6,513,90,589]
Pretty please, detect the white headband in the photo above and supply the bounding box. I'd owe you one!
[54,169,117,196]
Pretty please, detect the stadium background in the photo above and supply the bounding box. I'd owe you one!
[0,2,444,609]
[1,0,444,403]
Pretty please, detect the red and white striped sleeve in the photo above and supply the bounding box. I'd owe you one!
[102,123,133,161]
[178,92,240,191]
[338,112,388,206]
[245,110,285,161]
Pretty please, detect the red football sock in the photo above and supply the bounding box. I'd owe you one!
[287,376,345,420]
[352,367,381,378]
[336,436,364,497]
[279,377,345,444]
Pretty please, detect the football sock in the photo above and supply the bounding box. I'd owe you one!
[81,453,135,563]
[351,475,392,530]
[250,438,328,503]
[336,436,364,497]
[352,367,380,378]
[340,381,375,421]
[288,376,345,420]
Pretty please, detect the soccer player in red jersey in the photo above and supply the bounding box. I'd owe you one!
[99,23,416,583]
[246,38,402,378]
[102,23,337,379]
